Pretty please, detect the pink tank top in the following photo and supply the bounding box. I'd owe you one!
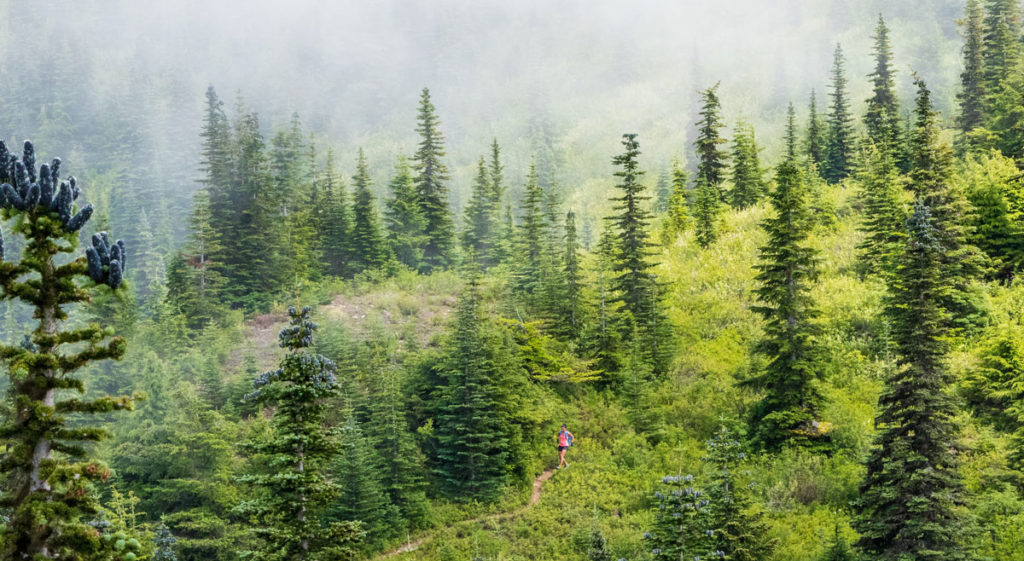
[559,431,570,447]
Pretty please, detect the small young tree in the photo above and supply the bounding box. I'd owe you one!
[237,306,363,561]
[0,140,133,559]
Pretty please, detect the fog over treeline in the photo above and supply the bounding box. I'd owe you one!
[0,0,963,249]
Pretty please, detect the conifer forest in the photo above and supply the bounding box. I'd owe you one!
[6,0,1024,559]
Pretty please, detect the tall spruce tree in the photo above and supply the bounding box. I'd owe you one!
[330,415,398,549]
[560,211,583,340]
[806,89,826,168]
[168,188,224,329]
[514,163,549,298]
[853,205,968,561]
[350,149,389,273]
[0,140,133,560]
[607,134,670,374]
[729,121,765,209]
[412,87,455,272]
[785,103,798,161]
[745,158,824,451]
[321,148,353,277]
[237,307,362,561]
[957,0,987,150]
[695,84,729,201]
[384,155,427,271]
[693,176,720,248]
[704,428,775,561]
[824,44,855,183]
[664,160,690,239]
[981,0,1022,97]
[857,143,907,278]
[909,77,986,332]
[864,15,902,156]
[432,271,510,500]
[461,156,497,264]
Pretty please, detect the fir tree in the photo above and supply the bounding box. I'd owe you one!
[663,161,691,240]
[729,121,765,209]
[607,134,670,374]
[693,176,720,248]
[384,155,427,271]
[349,148,389,273]
[981,0,1022,97]
[321,148,353,277]
[412,87,455,272]
[330,415,398,549]
[560,211,583,340]
[957,0,986,150]
[169,188,224,330]
[695,84,729,201]
[654,168,672,214]
[432,271,511,500]
[785,103,798,162]
[853,205,968,561]
[461,156,497,264]
[821,525,854,561]
[237,307,363,561]
[857,143,907,277]
[806,89,826,168]
[909,77,986,332]
[864,15,902,156]
[152,524,178,561]
[587,527,613,561]
[745,159,824,451]
[0,140,133,560]
[645,473,712,561]
[703,428,775,561]
[823,44,855,183]
[514,164,549,298]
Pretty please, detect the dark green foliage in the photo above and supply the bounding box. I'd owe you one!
[909,77,987,332]
[559,211,583,341]
[729,121,765,209]
[823,44,855,183]
[0,140,133,560]
[329,415,398,549]
[857,143,907,277]
[663,161,690,240]
[587,527,612,561]
[645,473,712,561]
[784,103,798,162]
[703,428,775,561]
[462,156,498,264]
[821,525,854,561]
[349,149,390,273]
[693,176,720,248]
[745,160,824,451]
[864,15,902,160]
[153,524,178,561]
[432,273,512,500]
[321,148,354,277]
[412,88,455,272]
[695,84,729,201]
[853,205,968,561]
[166,189,224,330]
[806,89,826,169]
[514,164,550,298]
[384,156,427,271]
[981,0,1021,97]
[237,307,363,561]
[607,134,671,374]
[957,0,987,151]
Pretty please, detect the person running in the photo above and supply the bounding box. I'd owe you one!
[556,424,574,469]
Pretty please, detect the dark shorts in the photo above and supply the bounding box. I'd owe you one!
[558,445,568,452]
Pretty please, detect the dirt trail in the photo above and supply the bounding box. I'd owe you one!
[378,468,557,559]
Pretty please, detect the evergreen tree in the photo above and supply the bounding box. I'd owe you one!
[461,156,497,264]
[200,87,234,273]
[729,121,765,209]
[330,415,398,549]
[663,161,691,240]
[489,138,505,207]
[857,143,907,277]
[853,205,968,561]
[693,176,720,248]
[364,363,430,529]
[785,103,798,162]
[981,0,1022,97]
[957,0,987,150]
[350,149,389,273]
[384,155,427,271]
[654,168,672,214]
[321,148,353,277]
[806,89,826,168]
[823,44,855,183]
[821,526,854,561]
[864,15,902,157]
[587,527,613,561]
[432,271,511,500]
[412,87,455,272]
[645,473,712,561]
[745,159,824,451]
[237,307,363,561]
[703,428,775,561]
[560,211,583,340]
[169,188,224,330]
[514,163,549,298]
[607,134,670,373]
[909,77,986,332]
[152,524,178,561]
[694,83,729,201]
[0,140,133,560]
